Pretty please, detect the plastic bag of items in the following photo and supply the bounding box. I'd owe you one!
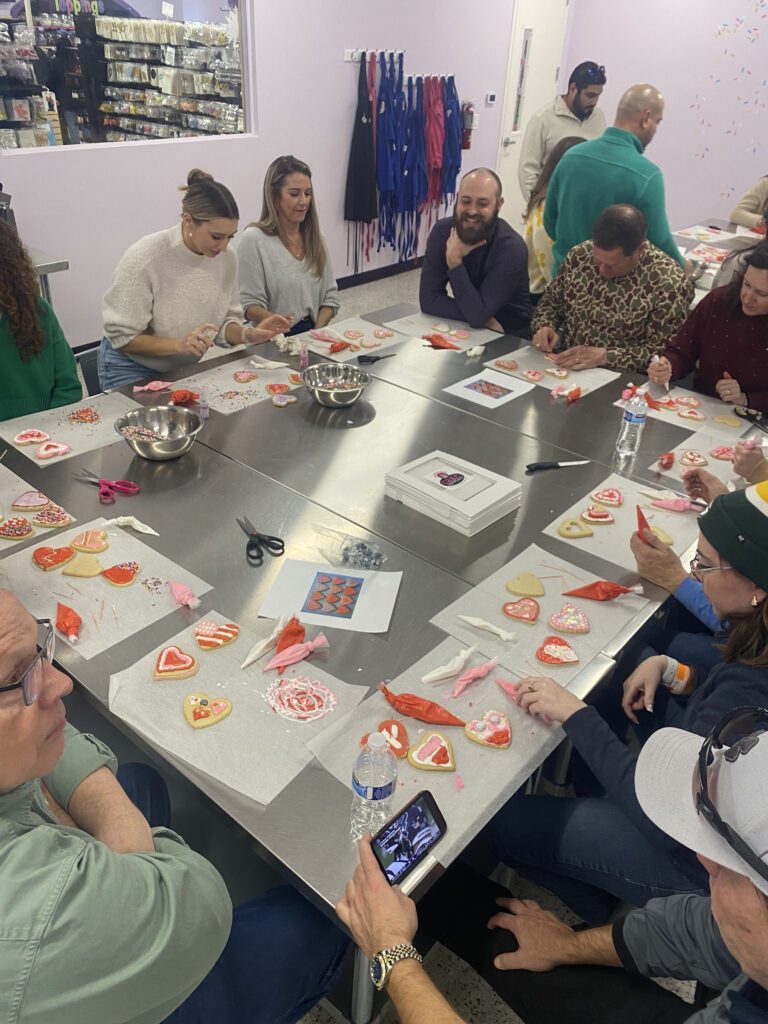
[312,524,387,570]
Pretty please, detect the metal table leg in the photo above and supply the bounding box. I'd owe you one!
[351,945,374,1023]
[38,273,53,307]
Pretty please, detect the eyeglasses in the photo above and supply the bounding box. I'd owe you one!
[586,64,606,76]
[689,553,732,582]
[0,619,54,707]
[697,706,768,885]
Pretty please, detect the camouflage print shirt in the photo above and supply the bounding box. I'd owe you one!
[531,241,694,373]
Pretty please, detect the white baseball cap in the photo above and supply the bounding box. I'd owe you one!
[635,721,768,896]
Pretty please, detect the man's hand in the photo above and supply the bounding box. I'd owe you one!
[629,529,687,591]
[715,371,747,407]
[532,325,560,353]
[445,228,486,270]
[550,345,608,370]
[682,467,728,504]
[622,655,665,723]
[733,442,767,482]
[487,897,577,971]
[647,355,672,386]
[336,835,418,958]
[515,676,586,724]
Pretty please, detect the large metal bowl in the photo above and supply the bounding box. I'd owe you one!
[300,362,371,408]
[114,405,203,461]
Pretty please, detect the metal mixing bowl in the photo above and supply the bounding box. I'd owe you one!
[114,405,203,461]
[301,362,371,408]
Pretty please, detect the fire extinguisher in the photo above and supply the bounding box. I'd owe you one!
[461,100,474,150]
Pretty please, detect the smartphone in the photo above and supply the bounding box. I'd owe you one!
[371,790,447,885]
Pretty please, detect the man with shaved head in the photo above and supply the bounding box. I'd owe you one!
[544,84,684,274]
[419,167,531,335]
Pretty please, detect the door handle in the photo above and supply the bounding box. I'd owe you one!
[502,137,517,147]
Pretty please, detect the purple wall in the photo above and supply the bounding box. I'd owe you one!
[1,0,516,346]
[561,0,767,228]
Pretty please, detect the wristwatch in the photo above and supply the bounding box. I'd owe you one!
[369,943,423,990]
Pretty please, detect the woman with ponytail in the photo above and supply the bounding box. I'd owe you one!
[99,169,290,389]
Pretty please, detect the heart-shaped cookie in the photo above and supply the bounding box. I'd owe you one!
[548,603,590,634]
[289,373,303,385]
[656,398,679,411]
[62,553,103,577]
[521,369,543,382]
[14,428,50,446]
[678,408,705,422]
[713,414,741,428]
[433,322,451,332]
[0,516,33,540]
[557,518,593,539]
[464,710,511,748]
[580,504,615,525]
[183,692,232,729]
[373,329,394,339]
[452,329,470,340]
[102,561,140,587]
[194,621,240,650]
[344,329,365,340]
[361,719,410,759]
[710,445,735,461]
[12,490,50,511]
[591,487,623,507]
[675,395,701,409]
[67,406,100,425]
[651,526,674,545]
[36,441,71,460]
[505,572,545,597]
[680,450,708,467]
[503,597,540,624]
[272,394,298,407]
[154,645,198,680]
[545,366,568,379]
[267,383,290,395]
[33,545,75,571]
[32,505,72,529]
[536,635,579,665]
[407,731,455,771]
[233,369,259,383]
[494,358,518,371]
[72,529,108,553]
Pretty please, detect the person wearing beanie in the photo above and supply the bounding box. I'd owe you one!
[483,483,768,925]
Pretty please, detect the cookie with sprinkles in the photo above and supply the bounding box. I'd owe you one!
[102,561,141,587]
[67,406,101,425]
[32,504,72,529]
[0,516,33,540]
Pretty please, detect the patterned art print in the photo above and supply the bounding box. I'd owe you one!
[465,378,512,401]
[301,572,364,619]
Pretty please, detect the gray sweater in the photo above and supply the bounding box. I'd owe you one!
[616,894,762,1022]
[237,227,340,324]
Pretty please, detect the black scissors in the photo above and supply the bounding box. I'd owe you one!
[236,516,285,567]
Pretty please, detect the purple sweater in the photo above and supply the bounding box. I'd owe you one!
[419,216,531,331]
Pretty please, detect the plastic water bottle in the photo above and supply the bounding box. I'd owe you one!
[350,732,397,839]
[615,389,647,456]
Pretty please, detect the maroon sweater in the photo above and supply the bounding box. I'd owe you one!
[663,286,768,411]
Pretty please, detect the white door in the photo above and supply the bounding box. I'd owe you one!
[497,0,571,230]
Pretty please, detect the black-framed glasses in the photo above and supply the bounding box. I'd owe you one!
[0,618,54,707]
[689,552,732,583]
[696,706,768,885]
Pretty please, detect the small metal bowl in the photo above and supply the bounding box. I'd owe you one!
[114,405,203,461]
[301,362,371,408]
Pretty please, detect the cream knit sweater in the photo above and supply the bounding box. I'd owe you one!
[102,223,243,373]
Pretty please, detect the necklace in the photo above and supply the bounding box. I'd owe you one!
[283,233,304,261]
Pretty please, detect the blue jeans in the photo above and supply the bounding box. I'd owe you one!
[287,317,314,337]
[116,764,348,1024]
[485,790,707,925]
[98,338,154,390]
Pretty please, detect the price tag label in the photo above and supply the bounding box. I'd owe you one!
[161,1,174,16]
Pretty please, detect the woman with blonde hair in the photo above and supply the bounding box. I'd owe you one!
[99,169,290,389]
[239,155,340,336]
[0,220,81,419]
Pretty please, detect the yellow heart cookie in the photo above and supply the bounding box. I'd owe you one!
[713,414,741,428]
[182,692,232,729]
[651,526,674,545]
[505,572,545,597]
[62,553,104,577]
[557,518,593,539]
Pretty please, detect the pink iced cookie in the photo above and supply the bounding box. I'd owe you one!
[14,429,49,446]
[35,441,71,460]
[710,445,735,461]
[521,369,543,382]
[373,329,394,339]
[343,330,365,340]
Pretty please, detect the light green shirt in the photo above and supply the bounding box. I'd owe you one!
[0,725,232,1023]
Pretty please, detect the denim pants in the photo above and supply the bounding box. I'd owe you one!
[116,764,348,1024]
[485,789,707,925]
[98,338,155,390]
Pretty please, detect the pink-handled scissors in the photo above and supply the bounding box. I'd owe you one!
[73,468,140,505]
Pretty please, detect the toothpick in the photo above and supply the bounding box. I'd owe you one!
[91,614,99,631]
[67,583,83,596]
[0,448,7,462]
[52,591,71,599]
[112,604,118,624]
[540,562,585,581]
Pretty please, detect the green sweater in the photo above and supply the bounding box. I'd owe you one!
[0,298,82,421]
[544,127,684,273]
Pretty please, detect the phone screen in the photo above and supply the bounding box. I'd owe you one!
[371,791,446,885]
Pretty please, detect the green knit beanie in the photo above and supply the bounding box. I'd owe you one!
[698,482,768,591]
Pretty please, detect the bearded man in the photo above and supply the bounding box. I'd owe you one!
[419,167,531,335]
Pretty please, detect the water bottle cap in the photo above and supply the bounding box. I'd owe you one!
[366,732,387,750]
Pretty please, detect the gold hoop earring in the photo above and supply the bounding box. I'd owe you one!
[752,595,759,607]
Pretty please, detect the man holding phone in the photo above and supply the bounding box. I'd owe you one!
[337,707,768,1023]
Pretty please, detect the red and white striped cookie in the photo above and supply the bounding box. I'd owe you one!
[194,620,240,650]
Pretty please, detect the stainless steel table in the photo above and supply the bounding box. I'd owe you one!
[28,246,69,308]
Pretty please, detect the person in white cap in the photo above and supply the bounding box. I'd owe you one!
[380,705,768,1024]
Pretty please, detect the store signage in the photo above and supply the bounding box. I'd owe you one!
[52,0,106,13]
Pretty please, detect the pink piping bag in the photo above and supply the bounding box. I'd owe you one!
[263,633,329,671]
[452,657,497,698]
[132,380,174,392]
[168,581,200,609]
